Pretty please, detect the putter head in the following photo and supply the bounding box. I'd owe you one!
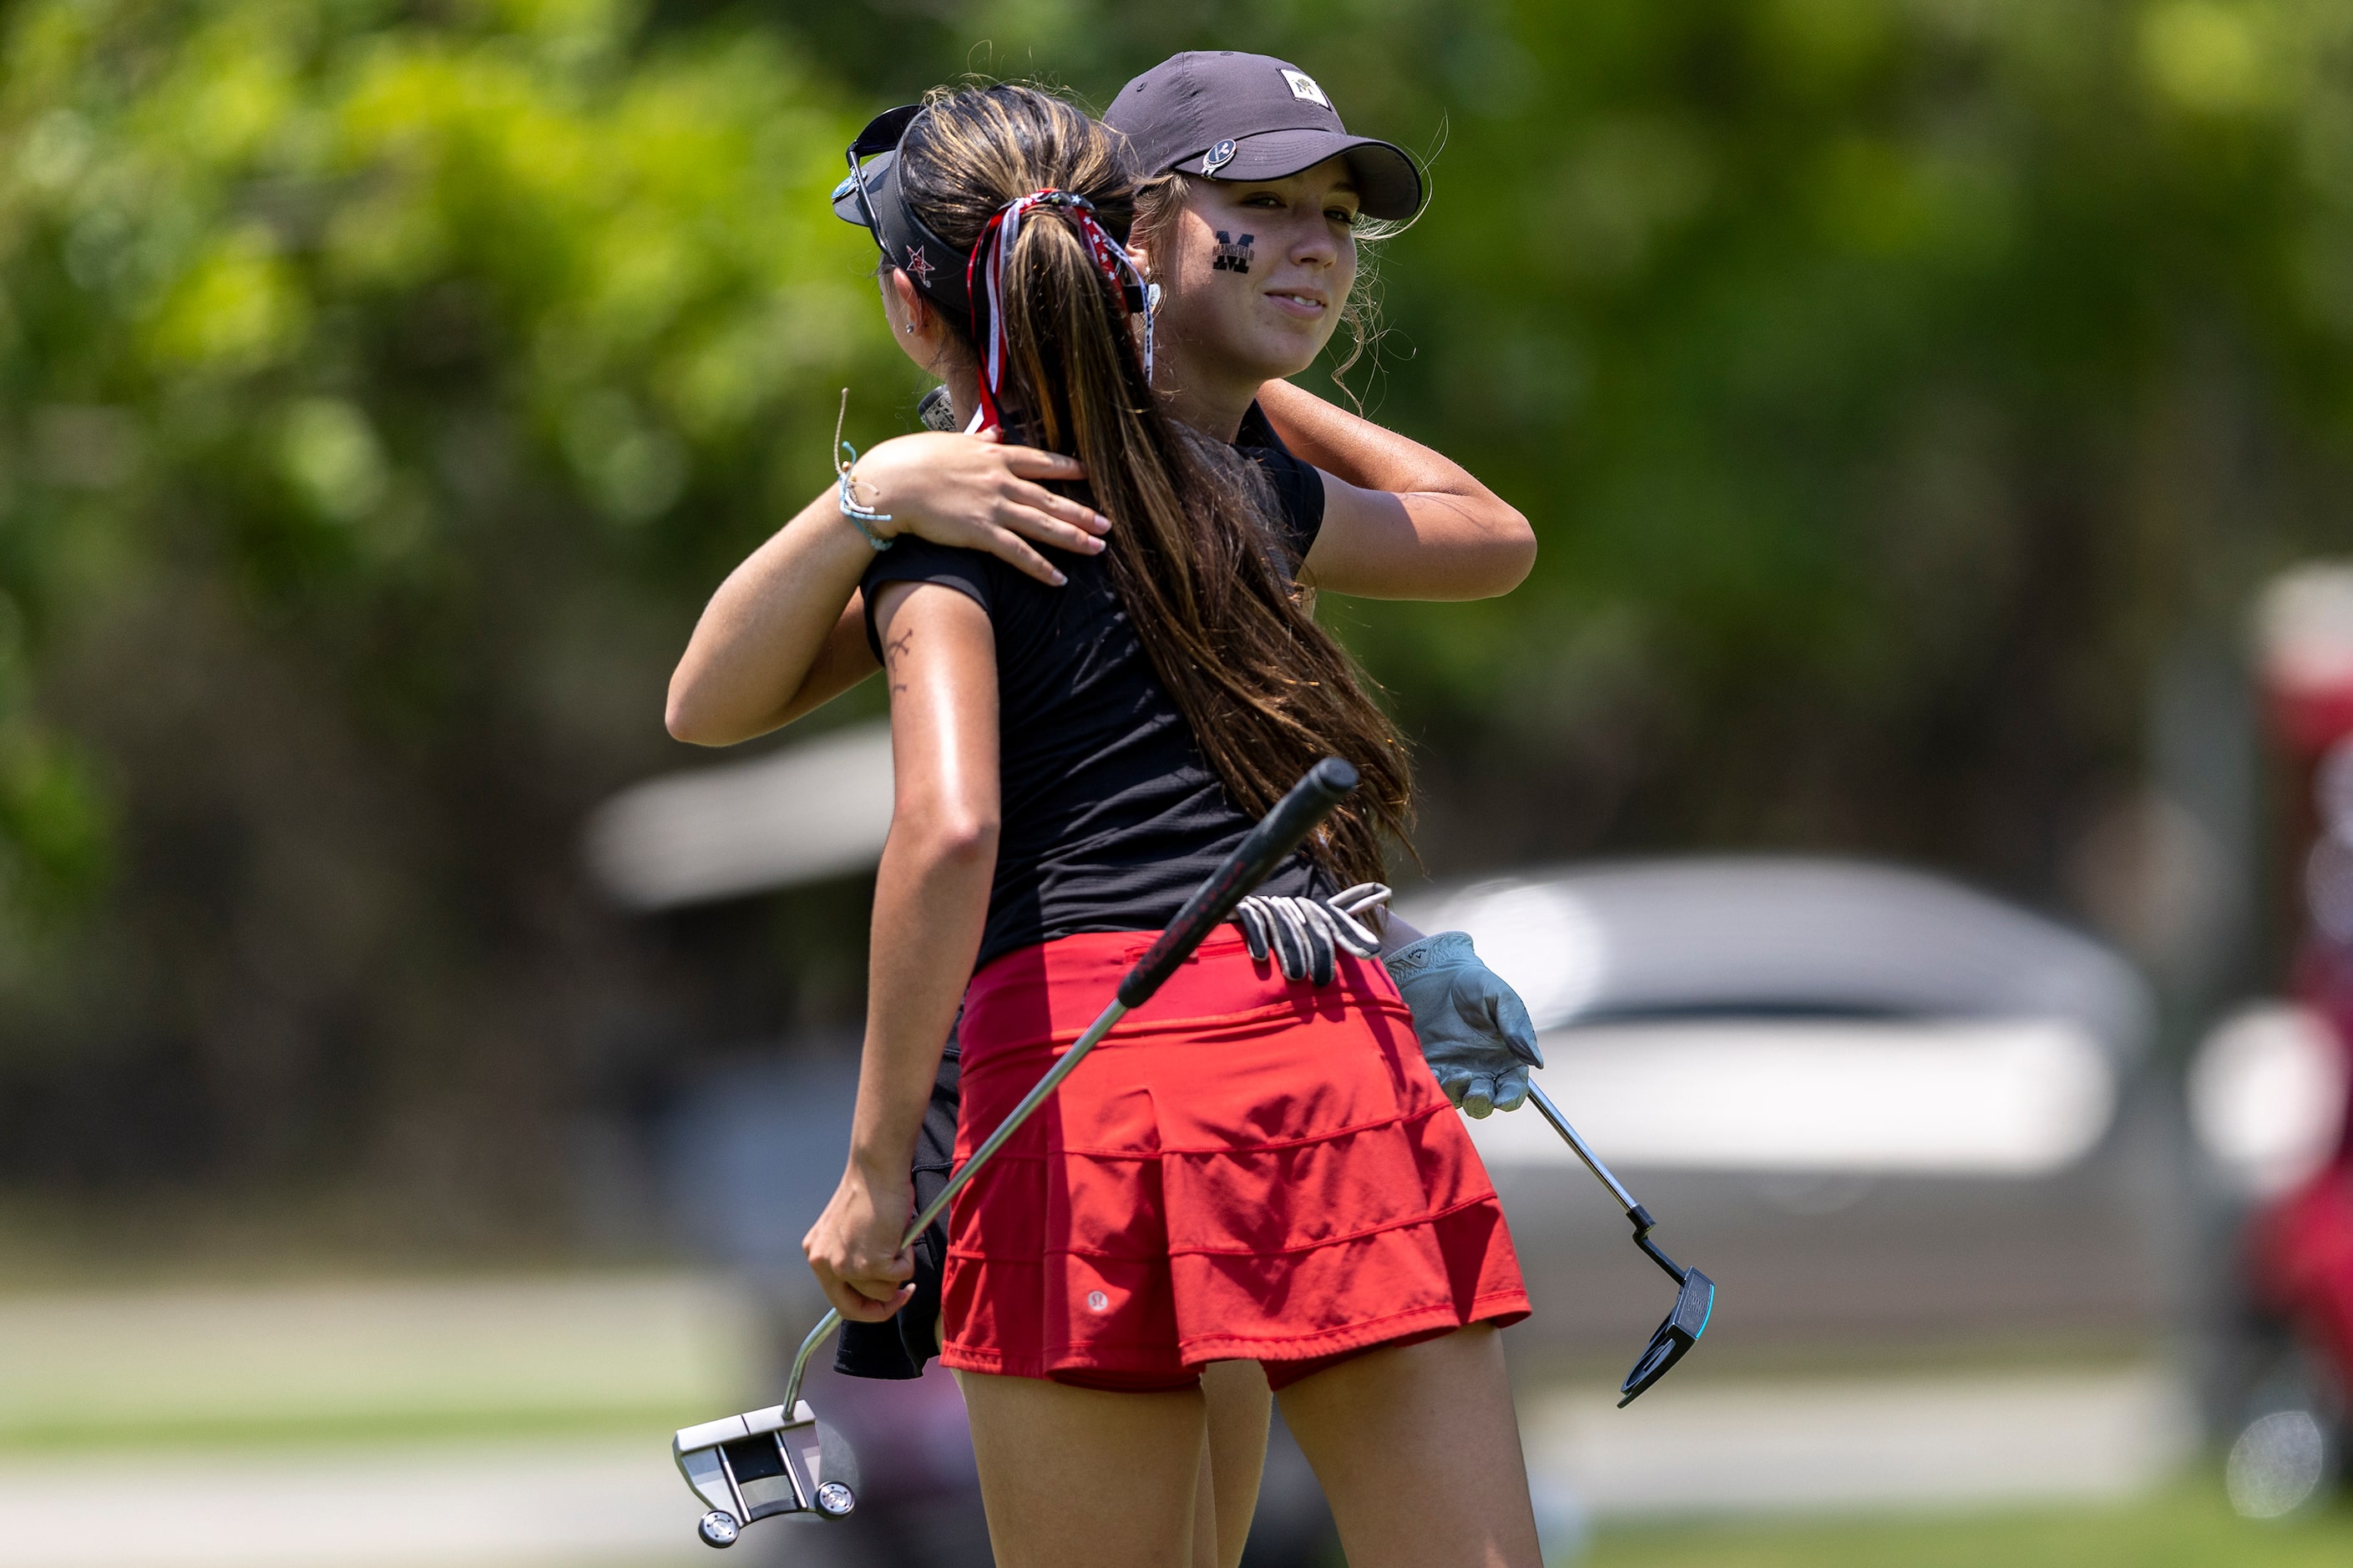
[1617,1267,1713,1409]
[673,1400,861,1547]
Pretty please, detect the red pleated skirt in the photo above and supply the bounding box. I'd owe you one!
[939,928,1530,1384]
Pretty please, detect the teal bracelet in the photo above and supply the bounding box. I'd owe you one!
[836,441,894,553]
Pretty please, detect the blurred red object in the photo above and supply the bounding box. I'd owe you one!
[2248,1159,2353,1411]
[2241,568,2353,1425]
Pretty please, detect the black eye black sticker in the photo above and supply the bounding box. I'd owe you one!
[1211,231,1256,274]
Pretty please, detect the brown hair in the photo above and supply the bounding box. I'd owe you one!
[896,84,1411,885]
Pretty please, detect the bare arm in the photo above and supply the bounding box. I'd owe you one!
[1257,379,1536,601]
[801,580,999,1322]
[666,486,888,745]
[665,431,1104,746]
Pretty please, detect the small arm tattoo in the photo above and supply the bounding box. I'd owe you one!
[884,625,913,694]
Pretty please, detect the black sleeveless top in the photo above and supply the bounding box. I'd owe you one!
[837,405,1331,1383]
[859,403,1332,974]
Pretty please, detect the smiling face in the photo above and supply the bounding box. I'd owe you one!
[1140,157,1360,432]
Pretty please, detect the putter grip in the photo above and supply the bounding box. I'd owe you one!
[1116,757,1360,1009]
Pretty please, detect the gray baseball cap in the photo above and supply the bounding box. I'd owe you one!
[1105,53,1423,221]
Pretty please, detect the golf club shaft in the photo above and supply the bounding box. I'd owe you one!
[908,998,1128,1242]
[784,994,1131,1411]
[782,757,1363,1414]
[1526,1080,1694,1289]
[1526,1080,1638,1212]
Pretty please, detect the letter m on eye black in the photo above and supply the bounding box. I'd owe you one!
[1212,232,1255,274]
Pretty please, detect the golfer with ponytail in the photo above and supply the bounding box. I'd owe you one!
[668,54,1543,1554]
[746,80,1550,1568]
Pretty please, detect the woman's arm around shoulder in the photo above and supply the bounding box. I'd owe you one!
[665,430,1105,746]
[1257,379,1536,602]
[801,578,1000,1323]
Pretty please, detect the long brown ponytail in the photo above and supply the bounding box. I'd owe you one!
[896,85,1412,886]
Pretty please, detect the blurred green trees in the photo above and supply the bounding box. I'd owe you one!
[1364,0,2353,888]
[0,0,897,1208]
[4,0,2352,1221]
[808,0,2353,883]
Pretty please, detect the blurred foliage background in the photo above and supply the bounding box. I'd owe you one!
[1,0,2348,1245]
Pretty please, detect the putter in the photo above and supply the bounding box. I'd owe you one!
[673,757,1364,1549]
[1526,1081,1714,1406]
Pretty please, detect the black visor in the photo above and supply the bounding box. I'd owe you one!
[832,105,974,321]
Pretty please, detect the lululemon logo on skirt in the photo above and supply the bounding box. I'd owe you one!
[1086,1290,1110,1312]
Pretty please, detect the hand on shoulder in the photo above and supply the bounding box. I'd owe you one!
[852,430,1112,585]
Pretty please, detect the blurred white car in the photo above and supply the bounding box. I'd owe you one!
[1395,857,2171,1367]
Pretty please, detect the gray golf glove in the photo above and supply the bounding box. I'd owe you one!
[1384,930,1543,1118]
[1234,883,1389,989]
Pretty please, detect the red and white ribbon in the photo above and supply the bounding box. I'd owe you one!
[964,189,1154,435]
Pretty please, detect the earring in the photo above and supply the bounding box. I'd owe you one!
[903,322,916,334]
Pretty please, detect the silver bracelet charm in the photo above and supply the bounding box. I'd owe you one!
[837,456,893,550]
[833,387,893,551]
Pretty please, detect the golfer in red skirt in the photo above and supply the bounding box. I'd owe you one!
[785,83,1542,1568]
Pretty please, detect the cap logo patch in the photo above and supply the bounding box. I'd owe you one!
[903,245,934,284]
[1282,69,1330,109]
[1202,139,1237,175]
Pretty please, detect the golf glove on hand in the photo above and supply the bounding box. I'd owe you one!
[1384,931,1543,1118]
[1234,883,1390,989]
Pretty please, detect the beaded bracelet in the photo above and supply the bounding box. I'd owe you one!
[832,388,893,551]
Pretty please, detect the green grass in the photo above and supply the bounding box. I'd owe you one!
[0,1403,716,1454]
[1584,1481,2353,1567]
[0,1272,767,1453]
